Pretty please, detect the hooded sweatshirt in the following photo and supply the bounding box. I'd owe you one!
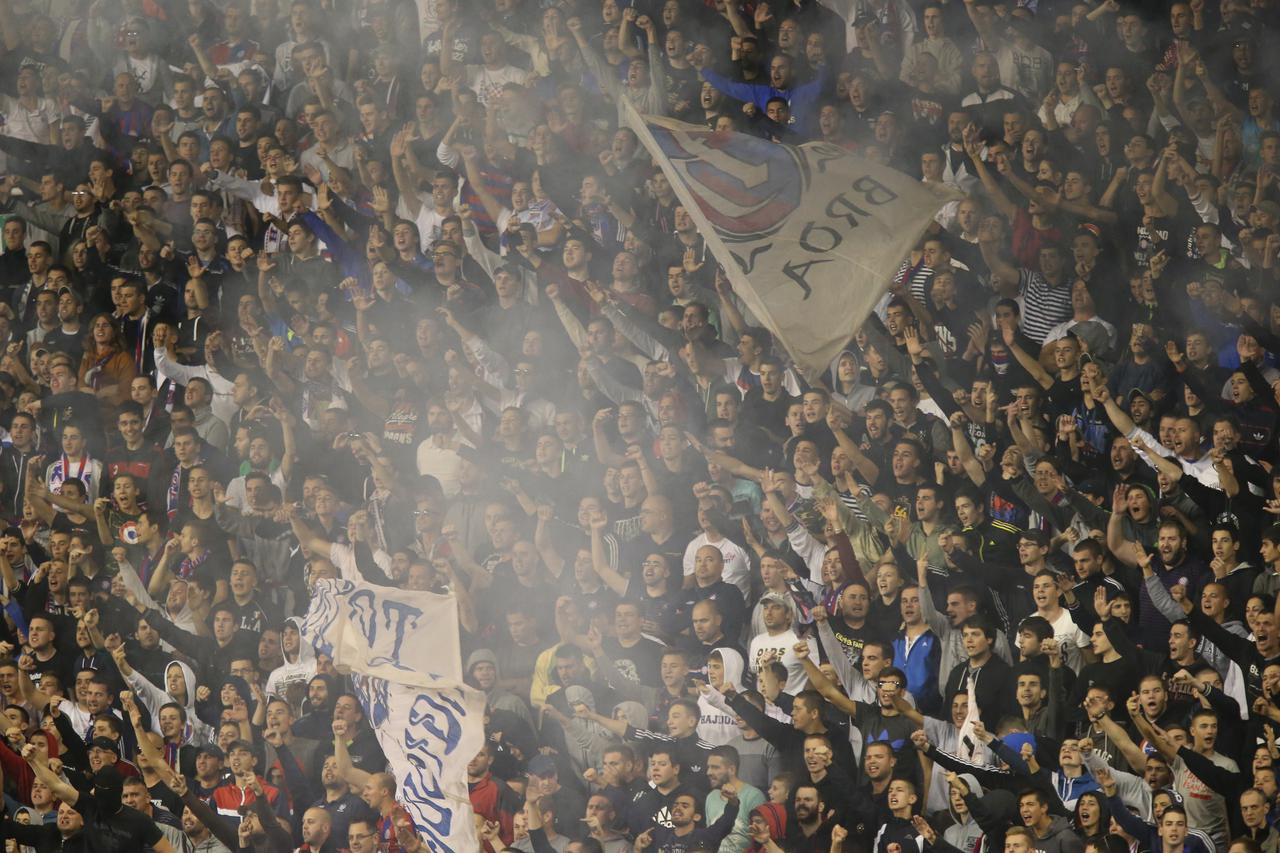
[556,685,615,775]
[745,803,787,853]
[197,674,256,729]
[465,648,534,729]
[294,673,341,740]
[697,648,745,746]
[1032,815,1086,853]
[264,616,317,701]
[613,701,650,732]
[125,658,214,748]
[943,774,986,853]
[828,348,877,413]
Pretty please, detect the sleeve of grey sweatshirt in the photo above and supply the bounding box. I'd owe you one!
[817,618,871,699]
[1083,752,1152,817]
[1143,574,1191,624]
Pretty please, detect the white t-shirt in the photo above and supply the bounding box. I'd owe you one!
[0,95,59,144]
[416,441,463,497]
[396,197,449,250]
[1015,607,1091,672]
[466,64,526,107]
[747,630,817,695]
[682,533,752,598]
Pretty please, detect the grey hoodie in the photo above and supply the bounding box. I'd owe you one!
[943,774,985,853]
[558,685,616,776]
[466,648,534,728]
[613,701,650,732]
[828,348,877,414]
[1034,815,1086,853]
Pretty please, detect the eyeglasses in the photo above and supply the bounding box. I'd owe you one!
[513,368,532,376]
[348,832,375,842]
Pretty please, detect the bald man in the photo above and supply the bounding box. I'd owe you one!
[680,546,748,645]
[299,807,337,853]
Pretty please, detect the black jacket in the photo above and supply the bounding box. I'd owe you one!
[943,653,1014,730]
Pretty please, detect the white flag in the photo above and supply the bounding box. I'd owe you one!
[622,102,960,375]
[301,580,482,853]
[299,577,464,687]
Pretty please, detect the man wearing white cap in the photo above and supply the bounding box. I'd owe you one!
[746,592,817,695]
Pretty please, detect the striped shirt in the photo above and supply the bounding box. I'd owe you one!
[894,259,934,303]
[1017,269,1073,344]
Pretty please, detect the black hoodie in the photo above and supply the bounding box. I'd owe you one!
[293,674,340,741]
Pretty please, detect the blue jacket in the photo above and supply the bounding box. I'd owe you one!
[699,68,828,133]
[893,630,941,715]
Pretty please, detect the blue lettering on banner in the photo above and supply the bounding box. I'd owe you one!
[405,690,467,764]
[298,579,351,660]
[345,678,475,853]
[346,589,424,673]
[400,688,471,853]
[353,675,392,729]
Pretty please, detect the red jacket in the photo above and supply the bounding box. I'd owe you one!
[212,777,280,822]
[469,774,520,845]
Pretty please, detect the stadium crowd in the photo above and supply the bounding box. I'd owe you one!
[0,0,1277,849]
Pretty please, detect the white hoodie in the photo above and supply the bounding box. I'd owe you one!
[264,616,317,703]
[697,648,746,746]
[126,658,214,747]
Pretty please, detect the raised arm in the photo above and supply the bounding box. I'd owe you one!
[796,644,860,716]
[332,718,373,789]
[389,128,423,219]
[1002,326,1053,390]
[21,744,77,805]
[589,514,629,596]
[966,134,1017,220]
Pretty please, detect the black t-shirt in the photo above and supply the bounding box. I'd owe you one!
[28,646,74,694]
[678,581,747,642]
[40,390,104,453]
[602,636,665,687]
[50,512,96,540]
[227,597,267,635]
[618,534,686,589]
[169,507,233,571]
[628,586,686,640]
[852,702,918,757]
[74,792,163,853]
[104,446,164,492]
[42,326,86,364]
[1046,375,1083,419]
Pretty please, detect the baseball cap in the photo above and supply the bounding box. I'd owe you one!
[760,591,793,612]
[89,737,120,753]
[195,743,225,759]
[526,755,558,777]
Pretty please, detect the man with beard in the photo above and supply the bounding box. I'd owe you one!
[646,786,740,852]
[178,792,236,853]
[310,754,372,843]
[1126,521,1211,649]
[466,744,521,843]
